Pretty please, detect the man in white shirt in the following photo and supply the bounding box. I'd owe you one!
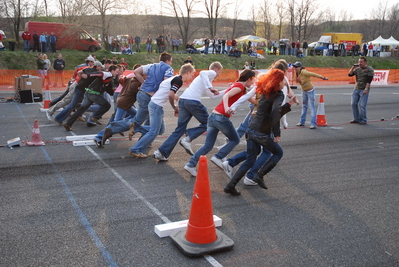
[153,62,225,161]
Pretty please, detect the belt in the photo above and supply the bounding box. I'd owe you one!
[85,88,100,95]
[139,90,152,97]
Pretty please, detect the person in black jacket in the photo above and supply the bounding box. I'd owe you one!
[63,65,118,131]
[224,69,295,196]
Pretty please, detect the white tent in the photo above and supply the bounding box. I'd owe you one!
[370,35,399,46]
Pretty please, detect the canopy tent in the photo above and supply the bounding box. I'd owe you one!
[236,35,267,43]
[370,35,399,46]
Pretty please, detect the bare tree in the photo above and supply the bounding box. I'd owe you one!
[229,0,243,39]
[57,0,90,23]
[246,3,257,36]
[86,0,123,50]
[2,0,30,42]
[258,0,273,39]
[202,0,227,38]
[275,1,287,40]
[387,3,399,37]
[165,0,199,46]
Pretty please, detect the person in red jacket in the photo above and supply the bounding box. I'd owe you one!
[22,29,31,52]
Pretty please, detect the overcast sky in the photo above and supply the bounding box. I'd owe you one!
[162,0,397,21]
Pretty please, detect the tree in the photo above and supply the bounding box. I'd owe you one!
[166,0,200,46]
[86,0,123,50]
[202,0,227,38]
[2,0,30,42]
[258,0,273,40]
[56,0,90,24]
[229,0,243,39]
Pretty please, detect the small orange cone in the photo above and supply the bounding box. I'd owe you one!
[170,155,234,257]
[43,84,51,109]
[27,119,45,146]
[316,94,328,126]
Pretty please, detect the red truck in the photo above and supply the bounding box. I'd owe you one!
[25,21,102,52]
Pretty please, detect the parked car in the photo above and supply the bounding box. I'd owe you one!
[196,44,215,53]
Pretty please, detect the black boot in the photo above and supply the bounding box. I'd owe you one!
[224,169,246,196]
[253,161,276,190]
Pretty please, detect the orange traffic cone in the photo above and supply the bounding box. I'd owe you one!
[43,84,51,109]
[316,94,328,126]
[27,119,45,146]
[170,155,234,257]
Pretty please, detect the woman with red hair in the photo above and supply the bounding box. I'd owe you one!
[224,69,296,196]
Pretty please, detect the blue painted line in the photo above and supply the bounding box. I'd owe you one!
[15,103,118,267]
[40,148,118,267]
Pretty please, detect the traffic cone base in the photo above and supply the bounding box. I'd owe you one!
[170,155,234,257]
[27,119,45,146]
[170,228,234,257]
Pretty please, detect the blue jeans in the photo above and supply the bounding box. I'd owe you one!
[66,92,111,126]
[232,128,283,181]
[351,89,369,123]
[158,99,208,158]
[299,89,316,126]
[146,44,152,52]
[130,101,163,154]
[114,107,137,121]
[134,91,152,127]
[227,149,272,179]
[24,40,30,52]
[55,89,85,123]
[186,113,240,167]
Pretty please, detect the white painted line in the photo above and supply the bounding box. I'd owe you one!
[154,215,222,238]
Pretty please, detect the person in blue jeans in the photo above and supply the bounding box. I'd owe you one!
[348,56,374,125]
[224,69,296,196]
[94,52,173,147]
[184,69,256,177]
[54,61,101,124]
[293,61,328,129]
[153,62,224,161]
[129,64,195,158]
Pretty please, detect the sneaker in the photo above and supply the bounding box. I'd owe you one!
[45,110,52,121]
[243,176,258,186]
[63,123,72,131]
[349,120,359,124]
[180,137,194,155]
[128,123,135,141]
[282,121,288,129]
[296,123,305,126]
[93,139,104,148]
[86,122,96,127]
[309,125,317,129]
[95,120,103,125]
[222,161,234,179]
[359,121,367,125]
[184,164,197,176]
[129,151,148,158]
[153,149,168,161]
[102,127,112,145]
[211,156,224,169]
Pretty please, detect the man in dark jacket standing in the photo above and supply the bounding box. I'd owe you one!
[53,53,66,87]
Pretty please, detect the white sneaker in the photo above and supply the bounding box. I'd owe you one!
[222,160,233,179]
[153,149,168,161]
[46,110,52,121]
[184,164,197,177]
[180,137,194,155]
[243,176,258,186]
[211,156,224,169]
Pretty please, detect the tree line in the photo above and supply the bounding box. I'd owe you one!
[1,0,398,49]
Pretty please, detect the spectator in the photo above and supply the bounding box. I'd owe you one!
[42,54,52,86]
[53,53,66,87]
[184,56,193,65]
[348,56,374,125]
[40,32,47,52]
[134,35,141,52]
[49,32,57,52]
[22,29,31,52]
[120,58,129,69]
[32,31,40,52]
[146,34,152,53]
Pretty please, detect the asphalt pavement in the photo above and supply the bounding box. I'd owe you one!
[1,85,398,267]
